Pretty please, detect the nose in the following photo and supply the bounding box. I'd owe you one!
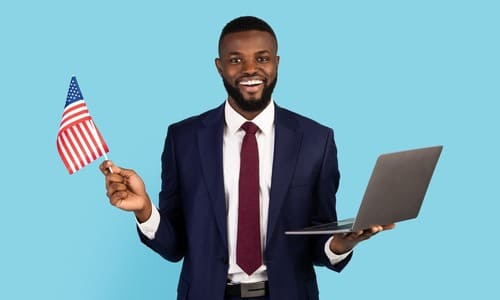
[241,59,257,74]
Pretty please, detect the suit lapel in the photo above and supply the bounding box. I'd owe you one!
[267,106,303,245]
[196,104,303,250]
[197,104,227,248]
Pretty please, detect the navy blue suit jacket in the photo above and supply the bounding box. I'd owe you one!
[139,103,352,300]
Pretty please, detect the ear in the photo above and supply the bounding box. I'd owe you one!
[276,55,280,66]
[215,58,223,76]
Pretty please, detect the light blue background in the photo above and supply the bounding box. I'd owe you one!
[1,0,498,299]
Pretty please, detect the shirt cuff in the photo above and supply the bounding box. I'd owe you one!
[136,205,160,240]
[324,236,352,265]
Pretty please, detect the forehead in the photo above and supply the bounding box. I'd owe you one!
[219,30,277,56]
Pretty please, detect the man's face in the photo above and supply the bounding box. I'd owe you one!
[216,30,279,113]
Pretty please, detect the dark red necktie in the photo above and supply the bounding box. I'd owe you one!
[237,121,262,275]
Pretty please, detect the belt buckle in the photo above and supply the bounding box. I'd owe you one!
[240,281,266,298]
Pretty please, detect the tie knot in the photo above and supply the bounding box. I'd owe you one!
[241,122,259,135]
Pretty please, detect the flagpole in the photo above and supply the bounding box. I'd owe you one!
[103,153,113,174]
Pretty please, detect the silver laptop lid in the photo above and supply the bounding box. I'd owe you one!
[352,145,442,231]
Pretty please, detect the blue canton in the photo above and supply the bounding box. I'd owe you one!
[65,76,84,107]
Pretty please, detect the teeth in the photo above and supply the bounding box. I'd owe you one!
[239,80,263,86]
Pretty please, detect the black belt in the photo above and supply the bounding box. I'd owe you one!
[225,281,269,298]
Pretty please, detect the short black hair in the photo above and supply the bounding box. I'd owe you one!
[218,16,278,54]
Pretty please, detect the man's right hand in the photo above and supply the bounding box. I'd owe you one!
[99,160,152,223]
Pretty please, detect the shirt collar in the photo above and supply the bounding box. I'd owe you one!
[224,99,275,136]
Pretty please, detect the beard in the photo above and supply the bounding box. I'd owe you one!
[222,74,278,112]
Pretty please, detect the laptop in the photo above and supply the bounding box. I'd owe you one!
[285,145,443,235]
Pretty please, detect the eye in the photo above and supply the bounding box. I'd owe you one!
[229,57,242,64]
[256,56,270,63]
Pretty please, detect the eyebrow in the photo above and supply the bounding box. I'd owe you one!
[255,50,272,55]
[226,50,273,56]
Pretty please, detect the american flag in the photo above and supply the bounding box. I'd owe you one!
[57,76,109,174]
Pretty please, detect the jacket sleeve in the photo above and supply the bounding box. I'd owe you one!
[311,128,352,271]
[137,125,187,262]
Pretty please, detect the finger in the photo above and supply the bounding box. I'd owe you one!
[382,223,396,230]
[364,229,379,239]
[106,186,126,199]
[109,190,128,207]
[364,224,394,235]
[370,225,383,234]
[111,181,128,190]
[99,160,123,176]
[109,182,128,193]
[99,160,112,175]
[344,228,373,241]
[362,226,386,239]
[105,173,126,187]
[105,181,128,200]
[343,230,364,240]
[352,230,365,238]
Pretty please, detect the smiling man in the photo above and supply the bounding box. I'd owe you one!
[216,25,279,119]
[101,16,393,300]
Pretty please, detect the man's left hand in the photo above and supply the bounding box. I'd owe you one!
[329,224,396,254]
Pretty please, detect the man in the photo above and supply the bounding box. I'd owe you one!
[101,16,394,300]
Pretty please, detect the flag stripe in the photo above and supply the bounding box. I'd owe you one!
[57,135,76,174]
[95,123,110,153]
[60,101,88,120]
[59,115,91,134]
[71,126,92,165]
[82,120,102,159]
[83,124,100,160]
[58,133,74,173]
[58,130,81,174]
[67,128,86,167]
[88,120,108,155]
[65,129,84,170]
[78,122,98,161]
[59,101,90,128]
[84,121,103,157]
[61,131,82,172]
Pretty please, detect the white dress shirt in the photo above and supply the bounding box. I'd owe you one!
[224,99,274,283]
[138,100,351,284]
